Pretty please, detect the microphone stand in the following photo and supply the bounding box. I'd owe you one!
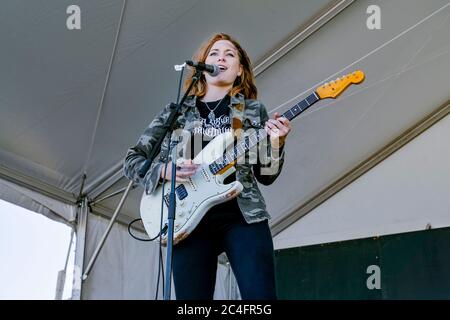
[138,68,203,300]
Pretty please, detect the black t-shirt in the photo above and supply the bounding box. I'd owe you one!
[195,95,232,149]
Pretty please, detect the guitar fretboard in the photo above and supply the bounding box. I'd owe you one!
[209,92,320,174]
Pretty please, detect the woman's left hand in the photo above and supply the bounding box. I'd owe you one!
[264,112,292,149]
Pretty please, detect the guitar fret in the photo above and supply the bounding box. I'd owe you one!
[305,98,310,106]
[288,109,295,119]
[299,100,308,111]
[307,93,317,105]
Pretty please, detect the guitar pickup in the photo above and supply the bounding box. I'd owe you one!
[175,184,188,200]
[201,168,211,182]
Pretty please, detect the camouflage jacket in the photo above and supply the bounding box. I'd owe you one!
[123,93,285,224]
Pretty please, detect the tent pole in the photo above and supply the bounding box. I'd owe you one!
[55,230,75,300]
[90,183,137,206]
[71,197,89,300]
[81,180,133,281]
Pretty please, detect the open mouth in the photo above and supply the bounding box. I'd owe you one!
[218,65,228,72]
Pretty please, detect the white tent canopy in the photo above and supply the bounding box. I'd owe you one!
[1,0,449,299]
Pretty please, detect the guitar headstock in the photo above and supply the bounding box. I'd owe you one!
[315,70,365,99]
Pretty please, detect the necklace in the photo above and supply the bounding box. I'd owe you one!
[203,95,227,123]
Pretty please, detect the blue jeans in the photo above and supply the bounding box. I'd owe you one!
[172,199,277,300]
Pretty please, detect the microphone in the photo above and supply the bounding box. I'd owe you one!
[185,60,220,77]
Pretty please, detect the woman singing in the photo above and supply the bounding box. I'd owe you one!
[124,33,291,300]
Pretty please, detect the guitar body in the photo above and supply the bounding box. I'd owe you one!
[140,131,243,245]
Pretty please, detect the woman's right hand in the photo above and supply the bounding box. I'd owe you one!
[161,159,198,182]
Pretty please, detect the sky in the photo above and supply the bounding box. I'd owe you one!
[0,199,75,300]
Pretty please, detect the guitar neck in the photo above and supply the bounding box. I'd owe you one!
[280,92,320,120]
[209,92,320,174]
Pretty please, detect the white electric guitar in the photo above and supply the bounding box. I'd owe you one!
[140,71,365,245]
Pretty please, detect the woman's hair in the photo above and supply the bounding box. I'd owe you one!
[184,33,258,99]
